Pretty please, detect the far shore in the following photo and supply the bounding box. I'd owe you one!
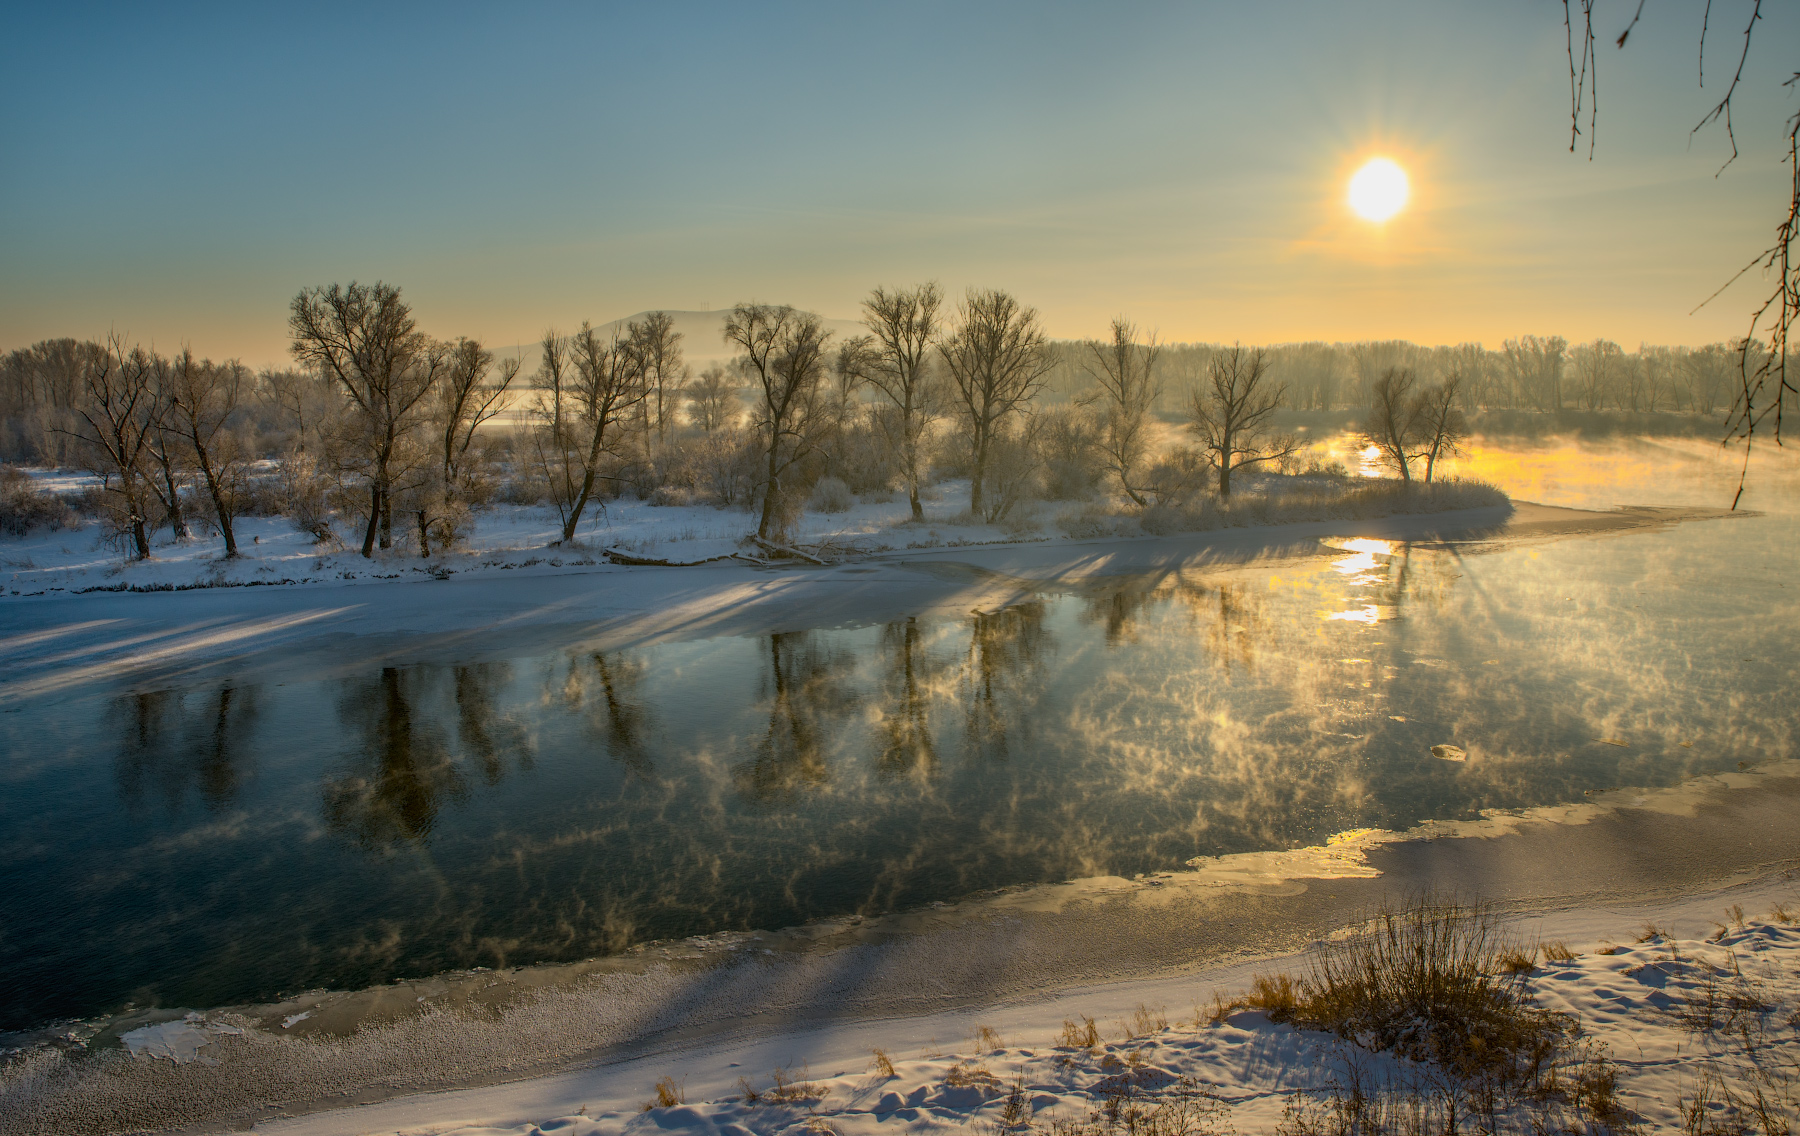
[0,499,1743,705]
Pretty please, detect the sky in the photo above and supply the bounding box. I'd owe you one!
[1,1,1794,367]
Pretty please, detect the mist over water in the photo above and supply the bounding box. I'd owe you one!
[0,435,1793,1033]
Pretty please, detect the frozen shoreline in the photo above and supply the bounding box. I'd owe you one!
[0,499,1740,705]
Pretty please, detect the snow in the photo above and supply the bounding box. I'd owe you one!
[119,1014,243,1064]
[251,887,1800,1136]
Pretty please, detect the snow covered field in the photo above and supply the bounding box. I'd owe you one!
[0,467,1510,599]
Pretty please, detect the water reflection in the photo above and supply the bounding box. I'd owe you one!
[735,632,855,801]
[557,652,652,777]
[876,618,940,780]
[324,668,466,848]
[15,506,1789,1029]
[964,603,1048,760]
[112,686,258,813]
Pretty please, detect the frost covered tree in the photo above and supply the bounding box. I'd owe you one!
[163,349,251,556]
[64,335,163,559]
[1079,317,1162,507]
[1186,345,1296,498]
[289,282,447,557]
[1364,368,1423,482]
[723,303,833,541]
[940,288,1054,519]
[530,324,645,545]
[1412,373,1468,483]
[858,282,945,522]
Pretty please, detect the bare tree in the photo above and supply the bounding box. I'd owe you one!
[1412,373,1468,483]
[1364,368,1424,482]
[687,362,739,431]
[289,282,445,557]
[1501,335,1567,412]
[940,288,1054,518]
[164,348,251,557]
[410,338,518,556]
[1080,317,1163,507]
[1565,2,1797,489]
[530,323,645,544]
[624,311,685,457]
[1186,345,1297,497]
[858,283,946,521]
[142,357,192,541]
[64,335,162,559]
[724,303,833,541]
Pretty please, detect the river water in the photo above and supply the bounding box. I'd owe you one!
[0,434,1794,1033]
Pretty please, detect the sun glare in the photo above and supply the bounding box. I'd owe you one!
[1348,157,1410,222]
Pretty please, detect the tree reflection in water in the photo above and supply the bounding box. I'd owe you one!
[556,651,653,778]
[112,685,258,813]
[323,667,466,848]
[454,663,533,785]
[876,617,941,780]
[963,602,1048,761]
[734,631,854,802]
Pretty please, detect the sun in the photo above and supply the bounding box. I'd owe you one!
[1348,157,1410,222]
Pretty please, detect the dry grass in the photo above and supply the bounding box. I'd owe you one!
[871,1048,896,1079]
[1059,1016,1101,1049]
[1288,894,1576,1091]
[945,1060,1002,1089]
[975,1025,1006,1051]
[643,1075,685,1111]
[739,1065,827,1106]
[1134,1002,1170,1035]
[1498,947,1538,974]
[1542,940,1578,962]
[1771,904,1795,924]
[1639,922,1671,942]
[999,1077,1031,1128]
[1245,973,1304,1020]
[1043,1076,1232,1136]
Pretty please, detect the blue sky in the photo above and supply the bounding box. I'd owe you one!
[1,1,1792,364]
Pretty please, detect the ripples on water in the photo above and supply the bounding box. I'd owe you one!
[0,436,1794,1031]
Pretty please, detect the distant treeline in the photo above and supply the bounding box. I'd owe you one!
[0,281,1785,561]
[1038,336,1784,420]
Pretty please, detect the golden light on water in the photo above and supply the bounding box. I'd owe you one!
[1348,157,1410,222]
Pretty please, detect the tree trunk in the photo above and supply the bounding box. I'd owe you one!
[192,442,237,557]
[757,442,783,539]
[361,485,381,557]
[416,510,432,558]
[128,484,150,560]
[1217,427,1233,498]
[968,431,987,518]
[159,460,187,539]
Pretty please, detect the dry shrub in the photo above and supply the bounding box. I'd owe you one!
[642,1075,684,1111]
[1059,1016,1101,1049]
[1297,895,1573,1086]
[1498,947,1537,974]
[765,1065,827,1104]
[807,476,854,514]
[945,1060,1000,1089]
[1771,904,1795,924]
[1134,1002,1170,1035]
[871,1048,896,1078]
[1247,974,1304,1021]
[975,1025,1005,1051]
[1542,941,1578,962]
[0,467,76,535]
[999,1077,1031,1128]
[1638,923,1670,942]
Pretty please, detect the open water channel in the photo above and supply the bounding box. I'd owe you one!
[1,435,1794,1034]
